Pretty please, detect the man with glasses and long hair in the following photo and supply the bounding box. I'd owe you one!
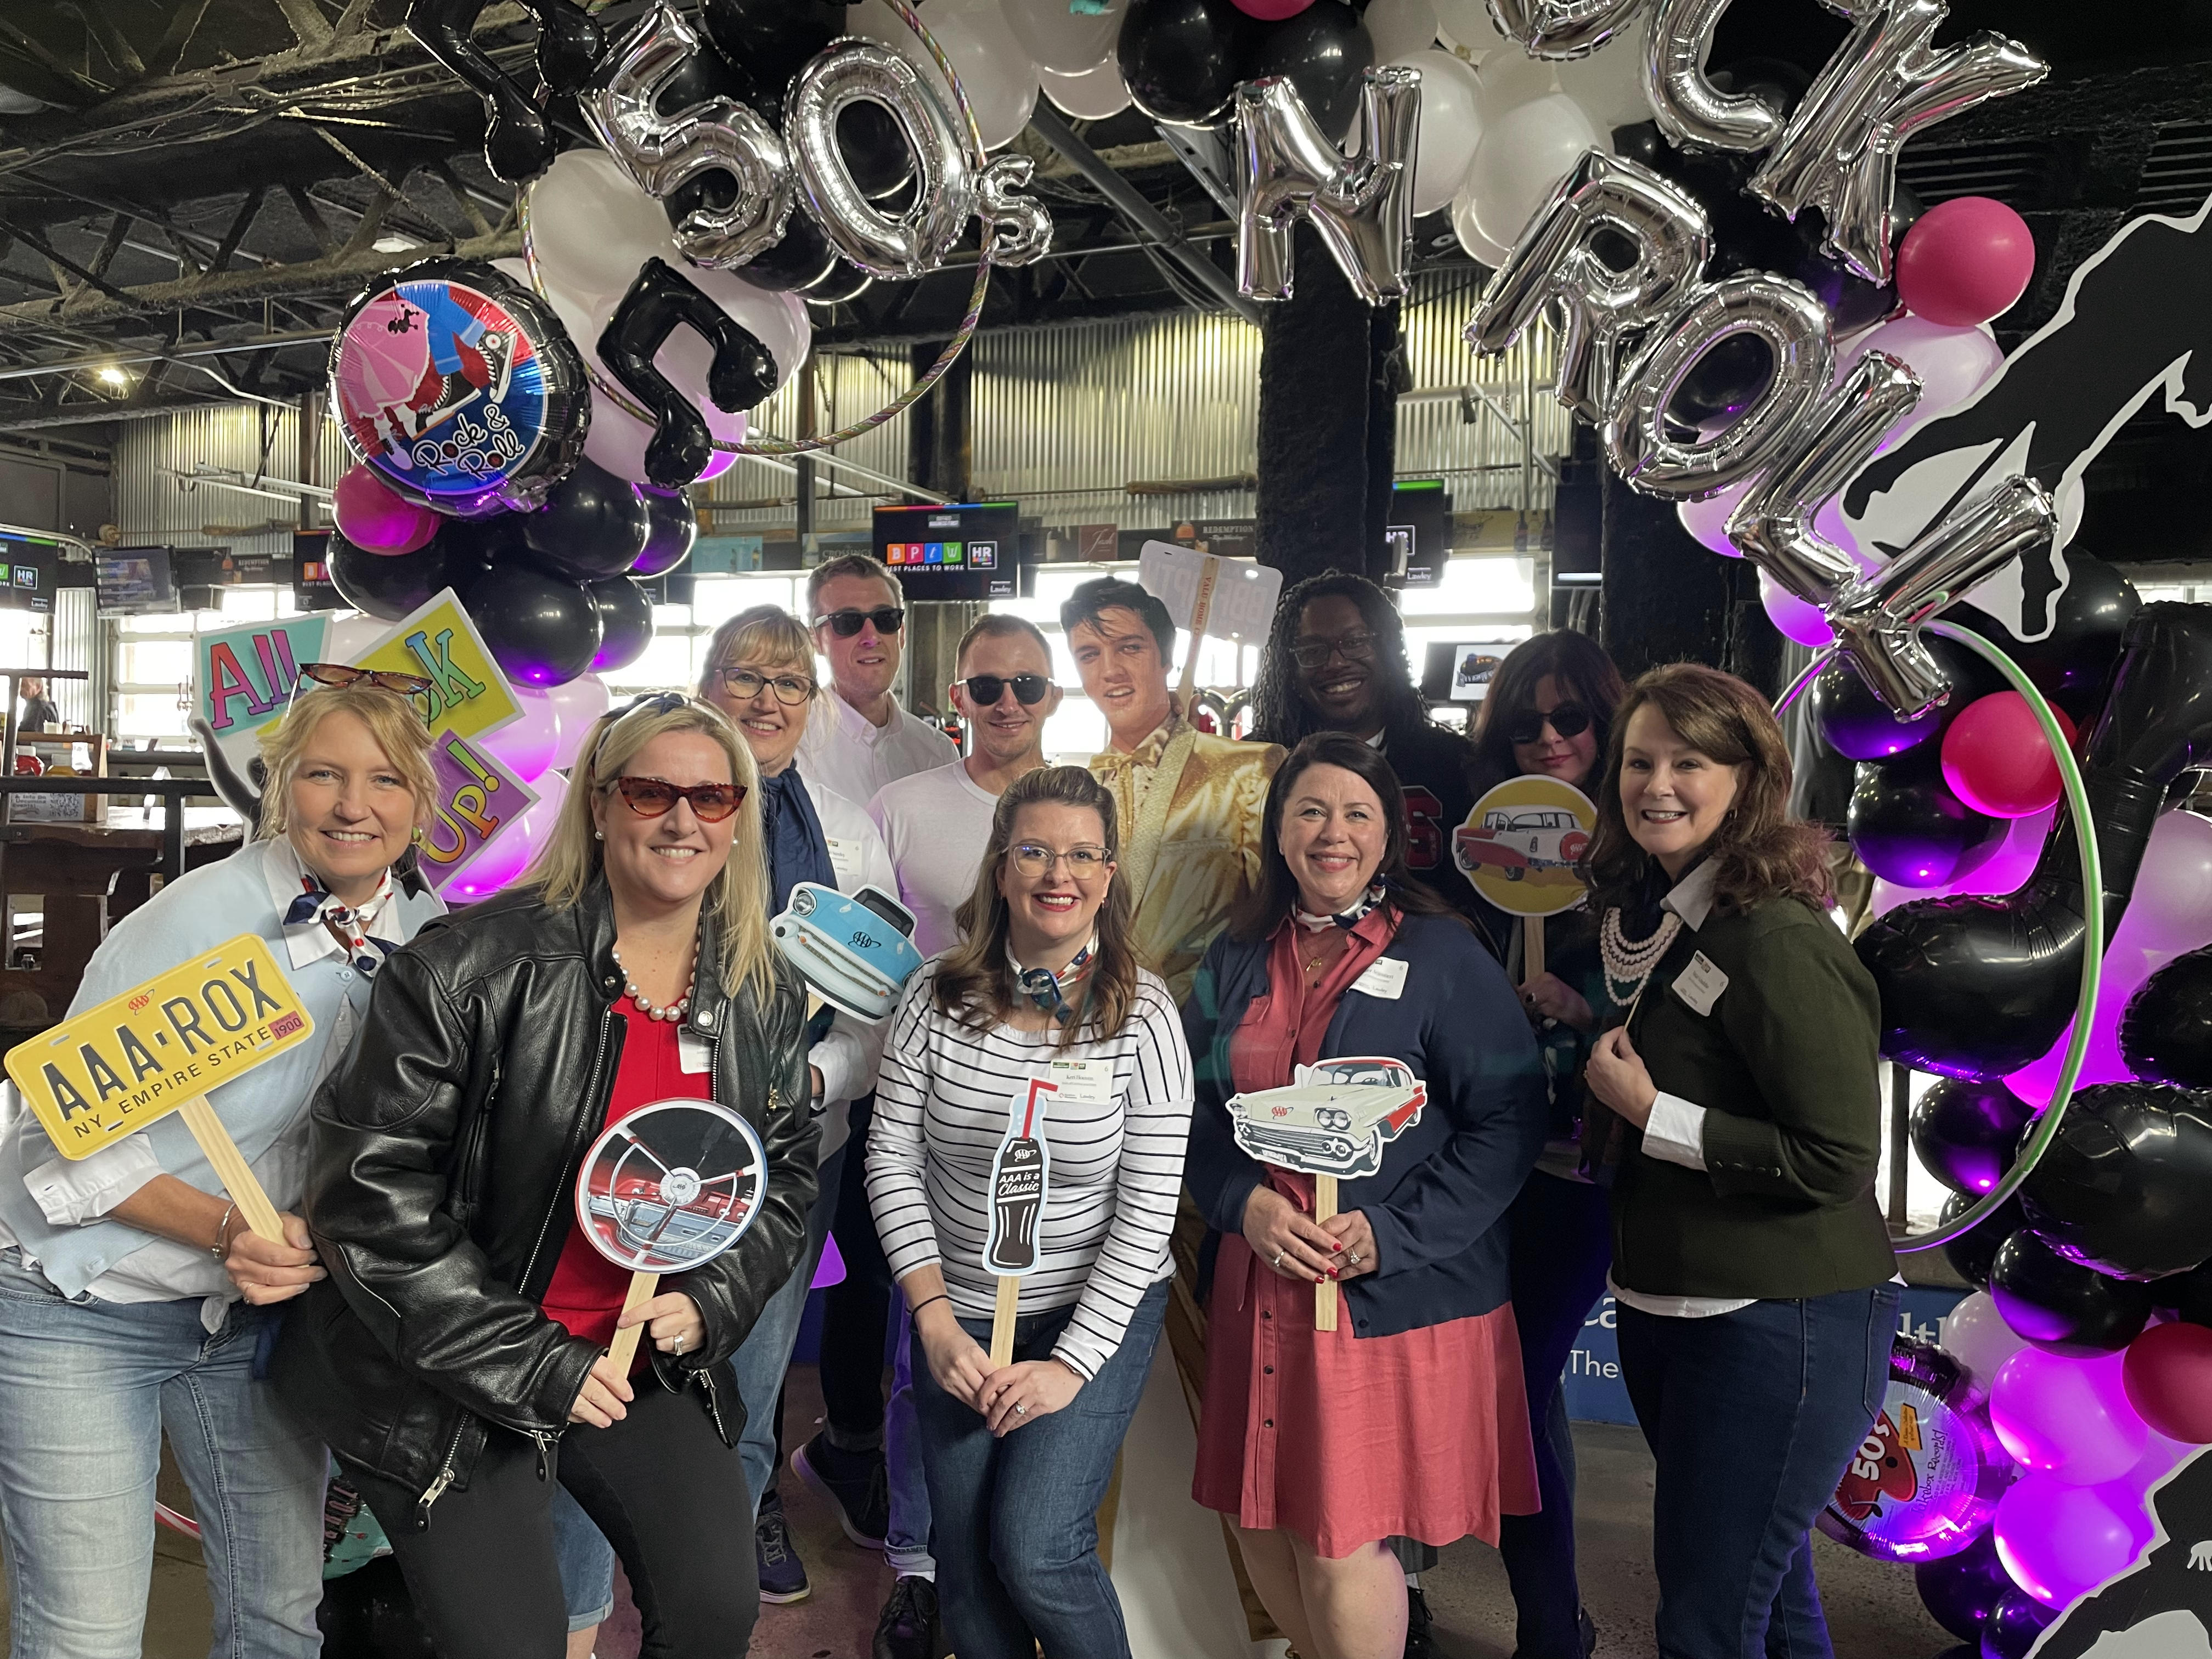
[795,553,958,806]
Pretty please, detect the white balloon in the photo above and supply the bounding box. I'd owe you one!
[1002,0,1127,75]
[1551,36,1652,131]
[525,149,682,315]
[852,0,1040,152]
[1474,42,1559,123]
[1449,178,1510,266]
[1839,315,2004,427]
[1390,49,1485,216]
[1465,92,1598,253]
[1364,0,1441,63]
[1431,0,1507,55]
[1943,1290,2029,1392]
[1040,57,1133,120]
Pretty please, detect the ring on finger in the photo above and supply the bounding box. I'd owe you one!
[1271,1248,1286,1268]
[1014,1402,1028,1416]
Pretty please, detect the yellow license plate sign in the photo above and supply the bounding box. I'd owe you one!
[4,934,315,1159]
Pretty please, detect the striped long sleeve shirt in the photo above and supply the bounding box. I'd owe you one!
[865,962,1194,1381]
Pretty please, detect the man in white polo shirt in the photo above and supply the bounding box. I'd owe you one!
[794,552,957,803]
[868,613,1063,957]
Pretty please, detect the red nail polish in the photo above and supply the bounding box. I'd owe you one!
[1332,1240,1344,1251]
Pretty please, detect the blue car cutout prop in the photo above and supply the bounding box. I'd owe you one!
[770,882,923,1022]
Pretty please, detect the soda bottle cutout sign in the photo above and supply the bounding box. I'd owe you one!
[985,1076,1056,1364]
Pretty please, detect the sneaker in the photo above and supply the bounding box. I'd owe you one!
[473,329,515,403]
[872,1573,941,1659]
[1403,1583,1435,1659]
[792,1431,889,1549]
[755,1495,810,1604]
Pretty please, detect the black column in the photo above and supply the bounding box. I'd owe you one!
[907,340,974,501]
[1256,226,1400,587]
[1599,470,1782,692]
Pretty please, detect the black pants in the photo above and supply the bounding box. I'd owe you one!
[817,1094,895,1438]
[346,1376,758,1659]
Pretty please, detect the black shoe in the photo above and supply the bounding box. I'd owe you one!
[755,1494,810,1604]
[1403,1583,1435,1658]
[793,1430,889,1549]
[873,1573,941,1659]
[1581,1606,1599,1655]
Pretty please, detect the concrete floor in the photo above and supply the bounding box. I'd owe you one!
[1,1368,1957,1659]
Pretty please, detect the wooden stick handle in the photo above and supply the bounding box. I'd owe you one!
[1524,914,1546,982]
[1314,1173,1339,1333]
[606,1270,661,1372]
[1176,555,1223,700]
[990,1272,1020,1367]
[178,1096,284,1242]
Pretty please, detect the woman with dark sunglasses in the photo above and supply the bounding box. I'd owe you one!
[1465,629,1628,1659]
[273,695,819,1659]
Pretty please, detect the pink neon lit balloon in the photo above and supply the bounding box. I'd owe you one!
[1940,693,2077,819]
[1677,481,1751,557]
[1230,0,1316,16]
[1895,198,2036,329]
[481,685,558,783]
[331,464,440,555]
[1870,807,2055,918]
[1992,1474,2141,1608]
[1989,1349,2147,1486]
[545,673,611,772]
[1758,569,1833,646]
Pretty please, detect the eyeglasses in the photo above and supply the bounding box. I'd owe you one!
[816,607,905,638]
[1289,631,1379,671]
[613,776,747,822]
[717,667,816,706]
[1504,703,1594,745]
[297,663,436,697]
[961,673,1052,708]
[1008,842,1112,879]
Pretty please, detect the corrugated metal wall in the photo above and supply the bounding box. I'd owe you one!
[112,271,1561,543]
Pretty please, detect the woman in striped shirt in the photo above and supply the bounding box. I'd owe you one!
[866,765,1194,1659]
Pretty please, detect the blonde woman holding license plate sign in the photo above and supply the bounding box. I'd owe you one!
[865,765,1193,1659]
[0,675,443,1659]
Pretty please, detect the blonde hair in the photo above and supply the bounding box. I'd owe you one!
[697,605,819,701]
[520,696,777,1002]
[255,684,437,841]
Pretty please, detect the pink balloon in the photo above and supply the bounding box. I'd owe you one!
[1896,197,2036,329]
[443,813,534,902]
[1990,1349,2147,1486]
[1231,0,1314,14]
[1940,693,2077,819]
[1677,481,1750,557]
[332,464,439,554]
[1758,569,1833,646]
[481,685,558,783]
[546,673,611,772]
[1993,1474,2143,1608]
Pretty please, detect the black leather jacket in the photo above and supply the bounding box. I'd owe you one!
[270,878,818,1521]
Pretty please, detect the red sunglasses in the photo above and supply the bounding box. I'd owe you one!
[613,776,747,822]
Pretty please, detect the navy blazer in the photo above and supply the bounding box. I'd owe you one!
[1181,910,1547,1339]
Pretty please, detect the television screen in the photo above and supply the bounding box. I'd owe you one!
[873,501,1022,601]
[1420,640,1515,704]
[1386,479,1452,589]
[0,534,55,615]
[95,546,178,617]
[292,531,344,611]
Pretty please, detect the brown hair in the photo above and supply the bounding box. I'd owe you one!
[955,611,1052,672]
[805,553,898,617]
[1469,629,1629,793]
[933,766,1141,1049]
[1584,663,1832,915]
[1231,731,1466,942]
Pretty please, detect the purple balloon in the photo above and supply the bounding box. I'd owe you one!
[1989,1348,2148,1486]
[1911,1077,2034,1197]
[1916,1527,2010,1644]
[1993,1473,2143,1608]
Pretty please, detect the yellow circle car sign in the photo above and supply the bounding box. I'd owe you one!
[1453,776,1599,918]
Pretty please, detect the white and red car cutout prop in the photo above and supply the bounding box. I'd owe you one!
[1224,1056,1427,1180]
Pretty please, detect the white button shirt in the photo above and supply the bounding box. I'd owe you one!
[794,687,957,808]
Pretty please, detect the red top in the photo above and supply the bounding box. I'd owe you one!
[540,1001,711,1351]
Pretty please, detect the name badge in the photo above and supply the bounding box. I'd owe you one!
[825,836,861,884]
[1351,957,1408,1000]
[1671,951,1729,1017]
[678,1029,713,1074]
[1045,1057,1113,1106]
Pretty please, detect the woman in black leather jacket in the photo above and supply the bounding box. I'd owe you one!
[273,693,818,1659]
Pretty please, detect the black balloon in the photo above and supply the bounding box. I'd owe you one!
[1849,744,2007,889]
[1609,121,1667,171]
[1119,0,1257,127]
[634,487,698,577]
[2121,945,2212,1090]
[318,1557,436,1659]
[327,529,455,622]
[840,100,917,204]
[524,0,605,94]
[1815,637,2000,761]
[1911,1077,2033,1197]
[1669,333,1774,429]
[1988,1228,2154,1356]
[1951,554,2141,721]
[1248,1,1372,140]
[2020,1081,2212,1279]
[588,578,656,673]
[461,562,602,687]
[725,200,842,291]
[1979,1590,2054,1659]
[520,459,651,580]
[407,0,555,182]
[2153,1256,2212,1326]
[1941,1189,2025,1290]
[700,0,845,97]
[1915,1526,2010,1645]
[598,258,779,489]
[803,260,873,305]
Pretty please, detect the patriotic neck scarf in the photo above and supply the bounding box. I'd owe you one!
[284,867,398,975]
[1010,937,1097,1026]
[1294,881,1388,934]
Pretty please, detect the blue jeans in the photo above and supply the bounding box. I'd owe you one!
[1617,1285,1900,1659]
[0,1257,324,1659]
[884,1299,933,1577]
[1500,1171,1615,1658]
[732,1141,844,1511]
[912,1278,1167,1659]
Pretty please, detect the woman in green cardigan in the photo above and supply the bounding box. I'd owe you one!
[1579,663,1898,1659]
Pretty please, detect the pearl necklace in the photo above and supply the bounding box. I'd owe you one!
[610,943,696,1023]
[1599,908,1683,1009]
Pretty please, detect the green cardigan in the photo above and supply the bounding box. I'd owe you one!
[1611,872,1897,1302]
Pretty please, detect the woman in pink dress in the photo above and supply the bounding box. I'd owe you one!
[1183,732,1549,1659]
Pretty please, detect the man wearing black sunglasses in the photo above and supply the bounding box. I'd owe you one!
[797,554,958,806]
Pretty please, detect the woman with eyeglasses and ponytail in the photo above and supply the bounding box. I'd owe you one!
[273,693,818,1659]
[0,672,443,1659]
[866,765,1193,1659]
[1465,630,1628,1659]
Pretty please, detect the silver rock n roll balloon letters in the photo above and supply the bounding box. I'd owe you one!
[1233,67,1421,305]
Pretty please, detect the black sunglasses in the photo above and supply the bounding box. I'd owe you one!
[961,673,1052,707]
[817,607,905,638]
[1504,703,1594,745]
